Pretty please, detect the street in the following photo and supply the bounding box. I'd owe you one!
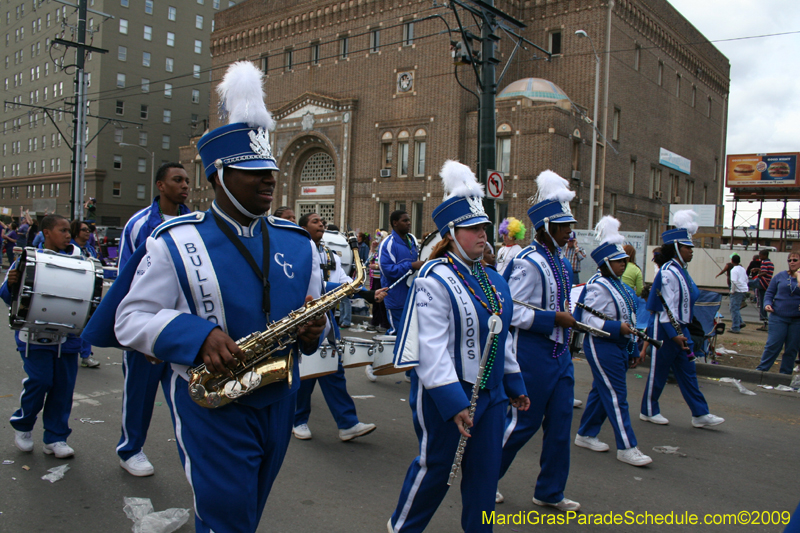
[0,323,798,532]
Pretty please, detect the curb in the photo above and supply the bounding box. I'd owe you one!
[694,361,794,386]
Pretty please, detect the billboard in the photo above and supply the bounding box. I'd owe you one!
[669,204,716,227]
[726,152,799,187]
[763,218,800,231]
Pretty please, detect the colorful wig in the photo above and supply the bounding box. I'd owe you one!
[498,217,527,241]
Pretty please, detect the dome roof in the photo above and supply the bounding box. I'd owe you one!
[498,78,569,102]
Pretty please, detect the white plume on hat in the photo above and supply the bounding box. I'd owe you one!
[594,215,625,246]
[217,61,275,130]
[672,209,698,236]
[534,170,575,204]
[440,160,485,199]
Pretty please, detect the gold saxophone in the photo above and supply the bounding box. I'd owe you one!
[187,232,366,409]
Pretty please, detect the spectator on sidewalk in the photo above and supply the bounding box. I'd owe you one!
[3,222,18,266]
[621,244,644,297]
[746,254,761,303]
[728,254,748,333]
[564,232,586,286]
[755,250,774,330]
[755,252,800,375]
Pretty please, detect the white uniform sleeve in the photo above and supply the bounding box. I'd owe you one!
[506,258,538,329]
[413,276,459,390]
[582,284,616,330]
[659,269,681,325]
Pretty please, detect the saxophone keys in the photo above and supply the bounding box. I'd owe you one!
[189,384,207,401]
[223,380,245,398]
[206,392,221,408]
[244,349,255,359]
[241,371,262,390]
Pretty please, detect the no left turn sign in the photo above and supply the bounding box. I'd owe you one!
[487,170,504,200]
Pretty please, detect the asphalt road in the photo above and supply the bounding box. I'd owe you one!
[1,324,798,533]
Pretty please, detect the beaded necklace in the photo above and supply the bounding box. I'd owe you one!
[157,201,179,222]
[446,253,502,388]
[607,276,637,358]
[537,239,571,358]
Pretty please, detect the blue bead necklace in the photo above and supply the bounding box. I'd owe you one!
[608,276,637,358]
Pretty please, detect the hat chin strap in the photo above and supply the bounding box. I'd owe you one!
[544,220,563,256]
[603,257,620,280]
[217,165,261,220]
[673,242,687,268]
[448,226,480,263]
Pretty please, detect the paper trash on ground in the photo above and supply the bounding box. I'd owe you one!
[123,497,191,533]
[42,464,70,483]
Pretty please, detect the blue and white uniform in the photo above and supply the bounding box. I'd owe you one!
[115,197,191,463]
[379,229,418,334]
[2,246,85,446]
[576,274,640,450]
[641,258,710,418]
[498,242,575,503]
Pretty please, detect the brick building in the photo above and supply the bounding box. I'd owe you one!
[182,0,729,244]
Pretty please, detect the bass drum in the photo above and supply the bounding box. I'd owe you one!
[418,232,442,262]
[321,230,354,276]
[299,339,340,380]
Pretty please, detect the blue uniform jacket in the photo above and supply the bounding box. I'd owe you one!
[379,230,418,309]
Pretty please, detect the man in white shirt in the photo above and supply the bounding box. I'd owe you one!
[729,254,748,333]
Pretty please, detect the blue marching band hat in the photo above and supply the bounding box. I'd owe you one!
[527,170,577,230]
[591,216,628,266]
[432,160,490,237]
[662,209,698,247]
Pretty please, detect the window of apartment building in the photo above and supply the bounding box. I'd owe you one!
[707,97,712,118]
[612,107,620,142]
[196,15,203,29]
[137,184,146,200]
[703,185,708,204]
[164,83,172,97]
[145,0,153,14]
[669,173,681,201]
[260,55,269,74]
[610,193,617,216]
[685,179,694,203]
[138,158,147,173]
[549,30,562,55]
[162,135,170,149]
[625,158,636,194]
[168,6,176,20]
[142,52,150,67]
[193,64,200,78]
[139,131,148,146]
[284,48,293,71]
[144,25,152,41]
[691,85,696,107]
[496,137,511,174]
[403,22,414,46]
[414,130,426,177]
[213,0,220,8]
[311,43,320,65]
[412,201,424,237]
[191,114,199,124]
[381,133,392,169]
[118,45,127,61]
[121,0,128,6]
[115,100,124,115]
[165,57,174,72]
[397,132,409,177]
[163,109,171,123]
[370,30,380,53]
[46,13,51,27]
[114,128,123,143]
[194,40,202,54]
[714,157,719,182]
[113,181,121,197]
[140,104,148,119]
[197,0,204,4]
[658,61,663,86]
[675,74,681,98]
[141,78,150,93]
[119,19,128,34]
[339,36,348,59]
[192,89,200,103]
[166,32,175,46]
[649,166,661,198]
[113,155,122,170]
[116,73,125,87]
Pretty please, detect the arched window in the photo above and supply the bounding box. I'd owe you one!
[300,151,335,182]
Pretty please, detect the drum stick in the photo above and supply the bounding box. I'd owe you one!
[387,269,414,291]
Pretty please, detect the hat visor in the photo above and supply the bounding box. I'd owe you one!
[549,214,577,224]
[227,159,279,172]
[439,214,491,236]
[677,239,694,247]
[607,251,629,261]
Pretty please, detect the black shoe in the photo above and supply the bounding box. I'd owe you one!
[740,322,747,329]
[740,301,748,309]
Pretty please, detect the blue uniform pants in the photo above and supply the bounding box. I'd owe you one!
[117,350,172,461]
[641,323,709,418]
[499,337,574,504]
[168,372,295,533]
[579,336,638,450]
[390,373,505,533]
[294,359,359,430]
[10,347,78,444]
[388,307,404,336]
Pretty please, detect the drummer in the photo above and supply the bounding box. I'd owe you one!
[2,214,84,459]
[292,212,386,442]
[379,210,422,336]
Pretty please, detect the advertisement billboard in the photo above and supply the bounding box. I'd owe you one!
[725,152,799,188]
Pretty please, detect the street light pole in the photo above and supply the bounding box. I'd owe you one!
[119,143,155,204]
[575,30,600,230]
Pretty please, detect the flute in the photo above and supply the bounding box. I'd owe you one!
[447,315,502,486]
[512,299,611,338]
[655,289,695,361]
[575,302,663,348]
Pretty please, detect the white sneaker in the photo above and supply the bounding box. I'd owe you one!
[495,491,504,504]
[639,413,669,425]
[404,373,412,383]
[339,422,376,441]
[387,519,394,533]
[573,398,583,408]
[532,497,581,512]
[692,414,725,428]
[80,357,101,368]
[617,446,653,466]
[14,430,33,452]
[793,364,799,373]
[292,424,312,440]
[120,451,155,477]
[574,434,610,452]
[365,365,377,382]
[43,441,74,458]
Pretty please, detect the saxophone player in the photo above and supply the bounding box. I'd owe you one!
[83,61,326,533]
[388,161,528,533]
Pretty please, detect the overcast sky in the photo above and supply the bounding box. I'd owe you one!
[668,0,800,227]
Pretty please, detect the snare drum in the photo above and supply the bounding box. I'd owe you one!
[299,340,340,380]
[372,334,404,375]
[418,232,442,262]
[341,336,374,368]
[10,247,104,342]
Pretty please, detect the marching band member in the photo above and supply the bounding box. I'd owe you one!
[573,216,652,467]
[82,61,327,533]
[388,161,528,533]
[114,162,191,477]
[70,219,102,370]
[495,217,525,276]
[640,210,725,428]
[292,211,381,442]
[378,210,422,335]
[2,215,84,458]
[496,170,580,511]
